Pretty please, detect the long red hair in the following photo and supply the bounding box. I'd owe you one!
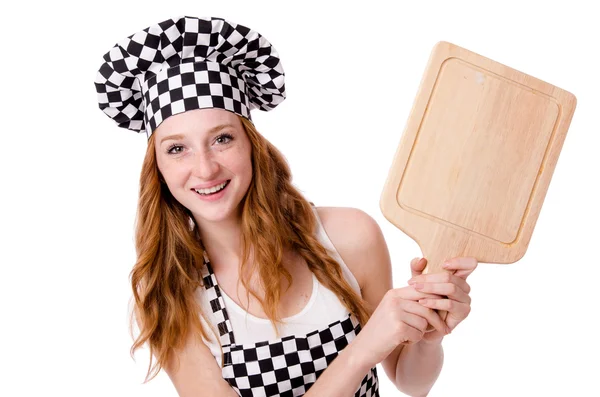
[129,116,372,382]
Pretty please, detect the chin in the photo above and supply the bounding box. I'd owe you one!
[185,198,241,224]
[195,209,234,223]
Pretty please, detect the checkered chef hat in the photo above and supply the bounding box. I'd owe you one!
[94,15,286,139]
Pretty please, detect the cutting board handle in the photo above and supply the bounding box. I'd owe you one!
[399,254,454,346]
[420,247,462,332]
[422,256,453,330]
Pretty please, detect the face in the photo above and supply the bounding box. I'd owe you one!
[153,108,253,226]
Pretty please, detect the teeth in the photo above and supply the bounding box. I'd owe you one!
[194,181,228,195]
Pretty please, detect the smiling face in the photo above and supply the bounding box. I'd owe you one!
[153,108,253,226]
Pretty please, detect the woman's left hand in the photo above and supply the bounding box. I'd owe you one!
[407,256,478,343]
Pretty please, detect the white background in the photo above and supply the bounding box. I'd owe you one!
[1,0,598,396]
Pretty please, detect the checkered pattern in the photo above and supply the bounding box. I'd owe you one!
[95,16,286,139]
[200,250,380,396]
[200,250,236,363]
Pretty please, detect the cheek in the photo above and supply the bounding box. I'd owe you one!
[242,151,253,177]
[157,161,187,187]
[229,145,252,173]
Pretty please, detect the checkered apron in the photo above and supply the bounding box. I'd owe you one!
[200,252,380,397]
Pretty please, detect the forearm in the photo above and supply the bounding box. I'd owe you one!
[395,339,444,397]
[303,340,373,397]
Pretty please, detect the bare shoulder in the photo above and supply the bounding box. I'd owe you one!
[314,206,392,293]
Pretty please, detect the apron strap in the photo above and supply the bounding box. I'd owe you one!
[200,249,237,353]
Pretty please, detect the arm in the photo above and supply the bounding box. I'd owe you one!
[162,207,444,397]
[301,336,376,397]
[393,339,444,397]
[163,331,239,397]
[316,206,445,396]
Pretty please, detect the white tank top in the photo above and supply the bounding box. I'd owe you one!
[196,206,361,367]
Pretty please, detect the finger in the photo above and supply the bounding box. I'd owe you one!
[408,272,471,294]
[393,286,445,301]
[401,300,449,335]
[412,282,471,304]
[443,257,478,279]
[418,299,470,324]
[398,310,429,333]
[400,324,426,345]
[410,257,428,278]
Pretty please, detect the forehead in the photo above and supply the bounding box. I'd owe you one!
[153,108,242,138]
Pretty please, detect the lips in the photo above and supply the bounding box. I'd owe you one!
[191,179,230,190]
[193,180,230,196]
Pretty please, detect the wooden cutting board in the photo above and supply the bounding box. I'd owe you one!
[380,42,576,315]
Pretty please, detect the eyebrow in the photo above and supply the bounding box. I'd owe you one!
[159,123,236,144]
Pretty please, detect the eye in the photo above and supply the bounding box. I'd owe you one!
[215,133,233,145]
[166,144,184,155]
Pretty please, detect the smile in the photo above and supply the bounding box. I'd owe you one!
[193,180,230,196]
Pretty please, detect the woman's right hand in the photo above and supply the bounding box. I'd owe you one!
[352,284,450,368]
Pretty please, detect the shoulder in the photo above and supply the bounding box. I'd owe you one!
[314,206,392,293]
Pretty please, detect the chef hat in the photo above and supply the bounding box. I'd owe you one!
[94,15,286,139]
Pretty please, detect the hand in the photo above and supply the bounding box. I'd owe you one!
[407,257,478,344]
[352,284,452,367]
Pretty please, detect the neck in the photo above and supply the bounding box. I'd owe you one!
[195,211,248,270]
[194,211,296,279]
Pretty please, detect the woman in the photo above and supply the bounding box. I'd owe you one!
[95,15,477,397]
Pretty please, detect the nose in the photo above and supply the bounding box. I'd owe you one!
[192,150,220,180]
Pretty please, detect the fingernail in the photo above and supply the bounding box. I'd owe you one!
[413,283,423,289]
[442,263,451,268]
[407,278,416,285]
[446,326,452,334]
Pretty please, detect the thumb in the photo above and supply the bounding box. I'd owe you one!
[410,257,427,278]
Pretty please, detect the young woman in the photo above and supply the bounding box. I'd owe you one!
[95,16,477,397]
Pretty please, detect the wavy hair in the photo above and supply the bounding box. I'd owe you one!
[129,116,373,382]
